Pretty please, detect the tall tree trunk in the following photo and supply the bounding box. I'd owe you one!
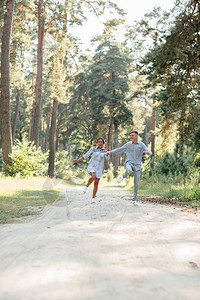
[42,119,45,150]
[107,122,113,152]
[150,32,158,170]
[12,88,20,144]
[144,98,149,146]
[107,121,114,167]
[145,118,148,146]
[55,114,60,152]
[66,143,70,153]
[39,112,43,146]
[44,112,50,151]
[18,109,22,141]
[83,92,93,114]
[179,127,183,155]
[28,99,35,141]
[48,98,58,178]
[32,0,44,147]
[114,122,119,176]
[179,110,185,155]
[28,66,36,141]
[0,0,15,165]
[151,98,156,168]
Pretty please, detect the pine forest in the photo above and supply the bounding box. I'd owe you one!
[0,0,200,204]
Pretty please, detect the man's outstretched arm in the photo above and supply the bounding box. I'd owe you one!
[143,144,152,155]
[106,144,127,156]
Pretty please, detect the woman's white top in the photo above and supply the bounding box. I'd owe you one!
[83,146,110,178]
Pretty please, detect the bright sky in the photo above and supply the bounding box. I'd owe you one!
[71,0,176,50]
[114,0,176,22]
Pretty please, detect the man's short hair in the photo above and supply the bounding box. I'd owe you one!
[130,131,138,135]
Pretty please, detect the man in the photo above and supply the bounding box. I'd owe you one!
[106,131,152,205]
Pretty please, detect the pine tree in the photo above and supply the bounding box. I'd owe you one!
[137,7,170,166]
[140,1,200,154]
[0,0,15,165]
[87,23,133,172]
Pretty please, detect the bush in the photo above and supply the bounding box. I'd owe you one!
[194,152,200,167]
[3,137,49,177]
[54,151,73,180]
[155,151,176,175]
[54,150,87,180]
[154,149,193,176]
[102,164,115,182]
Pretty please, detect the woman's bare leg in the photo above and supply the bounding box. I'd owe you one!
[86,172,96,187]
[93,178,100,198]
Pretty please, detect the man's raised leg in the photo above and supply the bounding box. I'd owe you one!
[117,162,133,183]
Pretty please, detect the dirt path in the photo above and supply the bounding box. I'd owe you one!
[0,187,200,300]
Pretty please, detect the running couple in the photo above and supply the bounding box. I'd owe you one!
[72,131,152,205]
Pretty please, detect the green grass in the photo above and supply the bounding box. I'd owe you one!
[1,174,199,224]
[0,177,64,224]
[0,190,61,224]
[138,179,200,207]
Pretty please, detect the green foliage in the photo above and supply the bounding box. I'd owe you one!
[0,2,5,27]
[194,152,200,167]
[139,174,200,205]
[2,0,199,191]
[193,125,200,152]
[155,151,193,176]
[165,187,200,203]
[138,1,200,151]
[102,163,115,182]
[54,150,88,181]
[54,151,73,180]
[67,26,134,147]
[3,137,49,177]
[87,41,133,131]
[139,162,200,205]
[155,151,176,175]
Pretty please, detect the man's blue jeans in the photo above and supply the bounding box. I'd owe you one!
[123,161,141,201]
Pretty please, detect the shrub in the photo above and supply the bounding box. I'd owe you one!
[54,150,88,180]
[54,151,73,180]
[155,151,176,175]
[3,137,49,177]
[102,164,115,182]
[194,152,200,167]
[154,149,193,176]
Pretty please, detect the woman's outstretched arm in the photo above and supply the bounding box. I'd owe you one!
[72,147,94,163]
[72,157,84,164]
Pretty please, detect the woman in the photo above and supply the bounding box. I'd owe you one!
[72,137,109,203]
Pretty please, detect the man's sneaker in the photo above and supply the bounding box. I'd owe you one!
[83,186,88,193]
[117,176,124,183]
[91,198,96,204]
[133,200,138,206]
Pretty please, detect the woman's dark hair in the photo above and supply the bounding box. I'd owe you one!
[97,137,105,144]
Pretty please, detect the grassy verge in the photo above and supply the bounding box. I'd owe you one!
[138,178,200,208]
[0,177,64,224]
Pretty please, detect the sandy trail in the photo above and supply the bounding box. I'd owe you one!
[0,187,200,300]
